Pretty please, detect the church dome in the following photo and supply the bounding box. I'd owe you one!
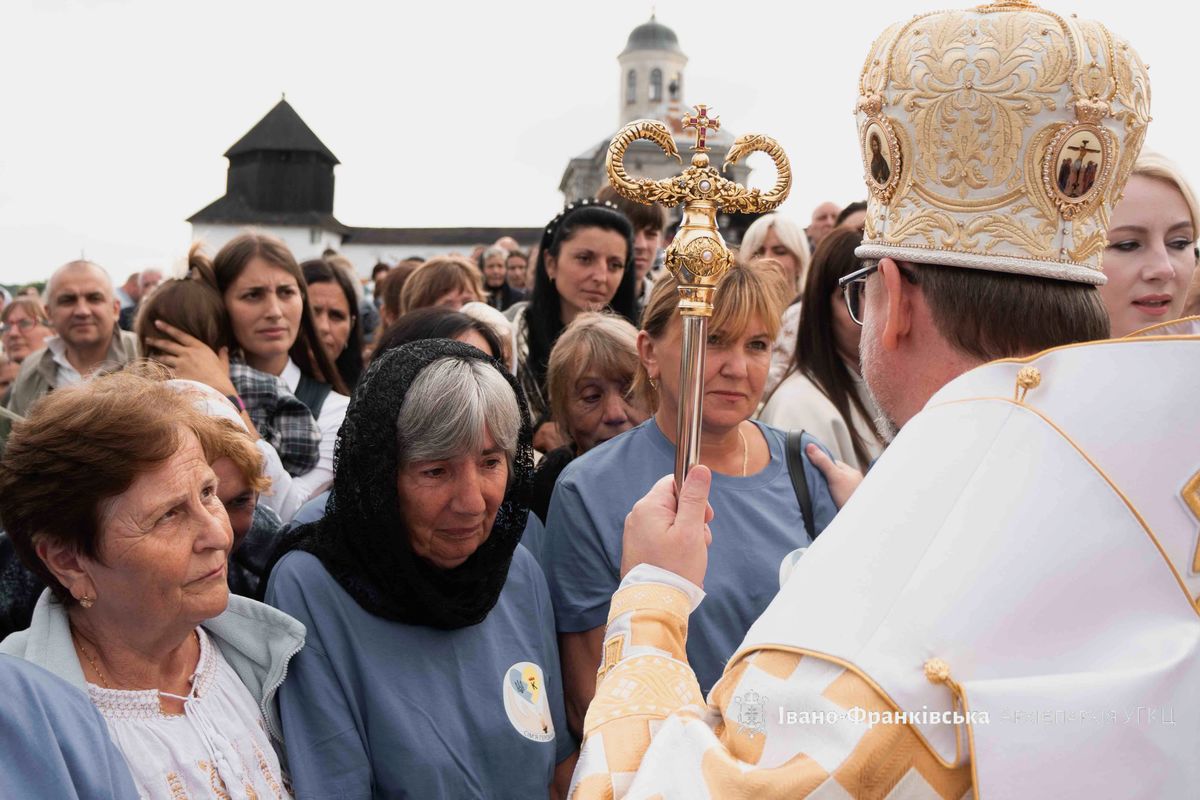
[621,15,681,55]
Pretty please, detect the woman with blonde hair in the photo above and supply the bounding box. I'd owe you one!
[529,313,649,526]
[399,257,485,314]
[741,214,815,394]
[1100,152,1199,336]
[740,213,812,293]
[543,263,837,736]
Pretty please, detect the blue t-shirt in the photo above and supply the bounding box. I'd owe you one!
[0,655,139,799]
[543,419,837,692]
[521,512,547,567]
[288,490,330,528]
[266,546,572,800]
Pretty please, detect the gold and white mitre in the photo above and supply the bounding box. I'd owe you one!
[737,320,1200,799]
[854,0,1151,283]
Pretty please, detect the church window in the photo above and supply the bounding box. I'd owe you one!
[670,73,682,101]
[650,69,663,102]
[626,70,636,105]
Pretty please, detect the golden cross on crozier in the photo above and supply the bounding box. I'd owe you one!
[605,104,792,484]
[682,104,720,153]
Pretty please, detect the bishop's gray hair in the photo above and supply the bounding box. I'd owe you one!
[396,356,520,465]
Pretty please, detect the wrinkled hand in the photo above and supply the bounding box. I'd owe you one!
[806,443,864,509]
[620,466,714,587]
[145,320,236,396]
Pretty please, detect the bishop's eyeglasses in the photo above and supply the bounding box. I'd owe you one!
[837,260,918,326]
[838,261,880,326]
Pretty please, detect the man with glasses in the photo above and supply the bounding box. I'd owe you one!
[567,2,1200,797]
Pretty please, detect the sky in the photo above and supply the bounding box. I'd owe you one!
[0,0,1195,284]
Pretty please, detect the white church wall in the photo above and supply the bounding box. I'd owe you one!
[189,224,344,267]
[337,243,469,277]
[618,50,688,126]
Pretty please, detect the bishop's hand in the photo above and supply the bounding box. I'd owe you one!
[620,466,714,588]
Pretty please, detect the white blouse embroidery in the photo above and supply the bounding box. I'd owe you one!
[87,628,290,800]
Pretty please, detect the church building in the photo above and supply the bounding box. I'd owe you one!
[559,15,757,241]
[189,16,758,272]
[188,99,540,274]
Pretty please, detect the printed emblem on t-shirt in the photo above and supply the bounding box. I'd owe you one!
[502,661,555,742]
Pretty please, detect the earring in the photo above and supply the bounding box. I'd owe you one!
[649,377,659,391]
[79,594,95,609]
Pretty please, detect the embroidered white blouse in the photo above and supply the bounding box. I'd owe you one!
[87,628,290,800]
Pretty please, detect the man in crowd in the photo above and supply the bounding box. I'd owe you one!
[114,271,141,310]
[2,261,138,446]
[117,267,163,330]
[806,200,840,249]
[569,3,1197,797]
[597,185,665,313]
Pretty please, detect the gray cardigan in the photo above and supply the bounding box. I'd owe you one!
[0,590,306,749]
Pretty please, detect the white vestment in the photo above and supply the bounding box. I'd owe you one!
[739,321,1200,798]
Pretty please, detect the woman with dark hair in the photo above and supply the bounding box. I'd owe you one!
[265,341,574,798]
[151,233,349,519]
[377,262,418,331]
[212,234,348,497]
[758,227,885,470]
[301,259,365,389]
[372,307,504,364]
[139,245,327,523]
[511,200,638,447]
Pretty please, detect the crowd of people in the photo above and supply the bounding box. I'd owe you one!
[2,4,1200,797]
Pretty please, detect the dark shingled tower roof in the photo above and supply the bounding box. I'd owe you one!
[621,14,681,55]
[224,98,339,163]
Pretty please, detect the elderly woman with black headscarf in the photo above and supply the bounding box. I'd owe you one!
[265,340,574,799]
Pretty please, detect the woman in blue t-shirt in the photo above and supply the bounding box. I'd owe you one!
[544,262,839,736]
[265,340,574,799]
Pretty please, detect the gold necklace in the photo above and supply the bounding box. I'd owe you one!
[72,628,199,692]
[73,631,110,689]
[737,427,748,477]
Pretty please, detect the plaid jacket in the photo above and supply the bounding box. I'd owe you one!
[229,362,320,477]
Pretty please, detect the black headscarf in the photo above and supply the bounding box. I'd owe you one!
[272,339,533,629]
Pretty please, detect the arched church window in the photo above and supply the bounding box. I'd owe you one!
[650,69,663,102]
[626,70,636,105]
[670,73,682,101]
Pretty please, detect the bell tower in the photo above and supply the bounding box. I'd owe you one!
[617,14,688,128]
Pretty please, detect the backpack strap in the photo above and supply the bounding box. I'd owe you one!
[786,430,817,541]
[294,373,333,421]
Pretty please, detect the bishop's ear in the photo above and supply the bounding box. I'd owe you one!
[878,258,914,351]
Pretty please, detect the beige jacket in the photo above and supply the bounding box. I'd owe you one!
[0,328,139,448]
